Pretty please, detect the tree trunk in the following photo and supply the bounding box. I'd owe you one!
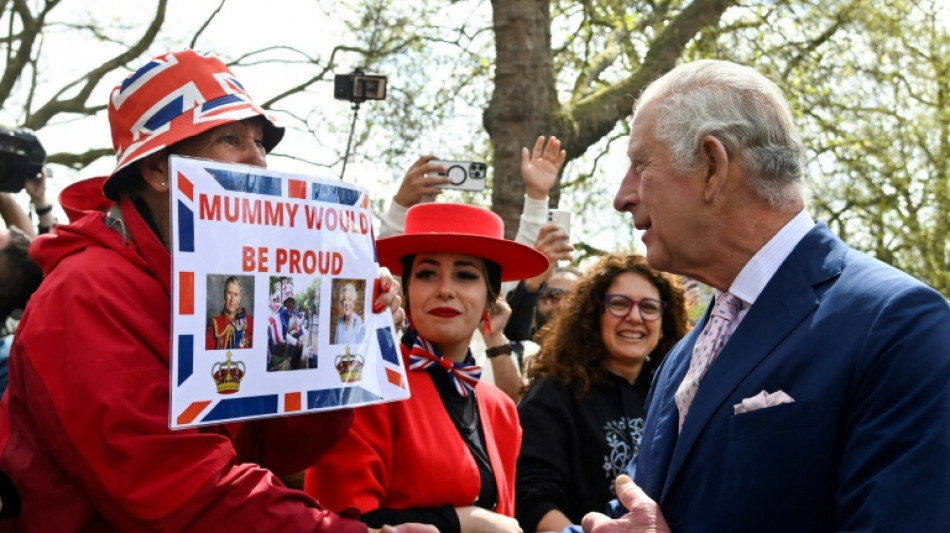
[484,0,558,239]
[485,0,735,239]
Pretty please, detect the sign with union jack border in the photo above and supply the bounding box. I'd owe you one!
[169,155,410,429]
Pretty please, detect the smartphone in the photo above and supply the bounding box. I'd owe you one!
[426,160,488,191]
[547,209,571,234]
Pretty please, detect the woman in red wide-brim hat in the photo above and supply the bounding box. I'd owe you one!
[305,202,549,533]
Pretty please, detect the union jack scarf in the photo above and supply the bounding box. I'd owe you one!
[408,334,482,397]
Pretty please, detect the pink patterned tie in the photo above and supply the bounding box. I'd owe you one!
[675,292,742,432]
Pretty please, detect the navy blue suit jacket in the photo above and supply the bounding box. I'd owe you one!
[628,223,950,532]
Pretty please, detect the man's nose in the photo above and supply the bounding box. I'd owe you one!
[613,167,639,212]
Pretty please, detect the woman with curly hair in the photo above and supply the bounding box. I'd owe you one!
[515,254,690,533]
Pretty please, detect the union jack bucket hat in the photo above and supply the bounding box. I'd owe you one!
[104,49,284,199]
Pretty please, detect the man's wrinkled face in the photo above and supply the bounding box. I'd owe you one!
[614,101,703,275]
[224,281,242,316]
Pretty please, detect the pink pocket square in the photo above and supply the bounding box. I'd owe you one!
[733,390,795,414]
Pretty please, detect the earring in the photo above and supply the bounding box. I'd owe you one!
[482,310,492,337]
[160,181,167,187]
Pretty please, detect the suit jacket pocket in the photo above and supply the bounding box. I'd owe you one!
[728,398,816,441]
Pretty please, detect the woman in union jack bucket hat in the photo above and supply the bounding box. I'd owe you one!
[0,50,424,532]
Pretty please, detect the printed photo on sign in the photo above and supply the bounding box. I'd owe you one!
[205,274,255,350]
[267,275,318,372]
[331,278,366,346]
[169,156,410,429]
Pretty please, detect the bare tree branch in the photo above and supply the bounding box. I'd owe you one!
[48,147,114,169]
[190,0,226,49]
[26,0,168,129]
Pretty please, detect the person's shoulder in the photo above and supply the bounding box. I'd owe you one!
[520,375,575,406]
[794,227,942,310]
[838,246,945,307]
[38,244,162,308]
[525,375,562,392]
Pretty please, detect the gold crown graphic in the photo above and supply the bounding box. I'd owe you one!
[334,345,365,383]
[212,351,246,394]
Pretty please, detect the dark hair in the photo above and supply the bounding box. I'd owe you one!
[400,254,502,320]
[0,227,43,323]
[525,254,690,398]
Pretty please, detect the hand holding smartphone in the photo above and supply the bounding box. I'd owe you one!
[425,160,488,191]
[547,209,571,235]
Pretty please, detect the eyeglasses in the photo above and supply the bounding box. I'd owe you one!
[540,288,567,302]
[603,294,665,322]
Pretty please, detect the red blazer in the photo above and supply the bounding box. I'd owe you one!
[304,345,521,517]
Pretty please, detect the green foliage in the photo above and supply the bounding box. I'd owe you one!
[331,0,495,174]
[1,0,947,297]
[736,0,950,296]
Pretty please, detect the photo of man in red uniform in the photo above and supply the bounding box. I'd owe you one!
[206,275,254,350]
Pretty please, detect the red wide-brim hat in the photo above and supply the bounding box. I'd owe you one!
[376,203,549,282]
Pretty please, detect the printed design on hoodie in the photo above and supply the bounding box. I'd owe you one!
[602,417,645,494]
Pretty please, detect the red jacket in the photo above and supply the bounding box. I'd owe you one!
[0,178,365,532]
[303,345,521,518]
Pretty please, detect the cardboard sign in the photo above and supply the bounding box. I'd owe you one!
[169,156,409,429]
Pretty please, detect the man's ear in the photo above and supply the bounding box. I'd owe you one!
[700,135,730,203]
[136,151,171,193]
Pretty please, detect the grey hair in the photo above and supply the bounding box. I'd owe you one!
[635,60,809,210]
[340,282,357,301]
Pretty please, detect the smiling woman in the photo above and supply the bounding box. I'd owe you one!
[515,253,690,533]
[304,202,549,533]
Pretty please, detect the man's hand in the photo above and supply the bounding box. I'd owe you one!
[393,155,449,208]
[581,475,670,533]
[521,136,566,200]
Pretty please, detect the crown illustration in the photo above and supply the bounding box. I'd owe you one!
[212,351,246,394]
[334,345,365,383]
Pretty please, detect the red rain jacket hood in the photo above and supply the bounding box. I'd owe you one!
[0,177,362,532]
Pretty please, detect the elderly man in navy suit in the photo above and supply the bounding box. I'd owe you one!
[583,60,950,533]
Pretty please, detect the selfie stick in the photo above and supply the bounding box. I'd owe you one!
[339,102,361,181]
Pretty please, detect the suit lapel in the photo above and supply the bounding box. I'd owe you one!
[661,223,845,500]
[636,319,705,498]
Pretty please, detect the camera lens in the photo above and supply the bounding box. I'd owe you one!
[470,163,486,180]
